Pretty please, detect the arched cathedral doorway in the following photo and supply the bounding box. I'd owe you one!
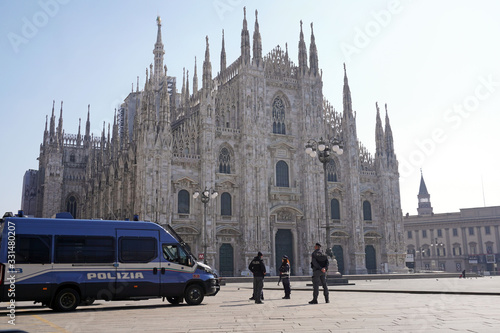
[365,245,377,274]
[275,229,294,275]
[219,243,234,277]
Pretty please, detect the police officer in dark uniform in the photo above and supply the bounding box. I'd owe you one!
[279,255,291,299]
[309,242,329,304]
[248,251,266,304]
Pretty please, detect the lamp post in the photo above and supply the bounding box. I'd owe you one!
[430,237,444,270]
[305,137,343,268]
[193,187,218,264]
[415,247,425,272]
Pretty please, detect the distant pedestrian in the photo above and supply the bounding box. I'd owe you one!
[279,255,291,299]
[309,243,329,304]
[248,251,266,304]
[462,269,466,279]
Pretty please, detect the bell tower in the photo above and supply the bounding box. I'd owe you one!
[417,170,433,216]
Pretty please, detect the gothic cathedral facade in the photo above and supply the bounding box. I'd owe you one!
[27,9,407,275]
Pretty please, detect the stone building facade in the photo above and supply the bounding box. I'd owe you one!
[404,174,500,273]
[25,9,407,276]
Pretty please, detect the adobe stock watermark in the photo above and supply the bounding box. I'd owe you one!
[213,0,243,21]
[7,0,71,54]
[340,0,405,62]
[399,75,499,179]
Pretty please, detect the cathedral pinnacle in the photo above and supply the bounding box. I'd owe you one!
[252,9,262,66]
[241,7,251,65]
[221,29,226,72]
[298,20,308,75]
[203,35,212,93]
[309,22,318,76]
[343,63,353,117]
[193,57,198,95]
[153,16,165,84]
[384,103,394,157]
[375,102,384,157]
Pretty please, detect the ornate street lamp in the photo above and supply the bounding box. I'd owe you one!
[305,137,343,266]
[193,187,218,264]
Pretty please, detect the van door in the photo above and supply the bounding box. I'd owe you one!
[160,243,195,297]
[115,229,161,299]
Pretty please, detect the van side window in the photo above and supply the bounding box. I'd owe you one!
[16,235,51,264]
[163,244,191,266]
[55,236,115,263]
[119,237,157,263]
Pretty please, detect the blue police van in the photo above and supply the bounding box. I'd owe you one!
[0,212,219,311]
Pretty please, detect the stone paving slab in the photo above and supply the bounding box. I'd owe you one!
[0,277,499,332]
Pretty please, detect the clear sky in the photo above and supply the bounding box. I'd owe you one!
[1,0,499,216]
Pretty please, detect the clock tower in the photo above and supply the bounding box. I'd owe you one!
[417,170,433,216]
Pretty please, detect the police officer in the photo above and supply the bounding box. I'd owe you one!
[248,251,266,304]
[309,243,329,304]
[279,255,291,299]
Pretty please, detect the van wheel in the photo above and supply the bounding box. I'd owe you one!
[184,285,204,305]
[166,296,182,304]
[53,288,80,312]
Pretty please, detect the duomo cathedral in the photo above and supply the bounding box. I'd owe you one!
[22,8,407,275]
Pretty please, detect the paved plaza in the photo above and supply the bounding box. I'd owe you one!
[1,276,500,332]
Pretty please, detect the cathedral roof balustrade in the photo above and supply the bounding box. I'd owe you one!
[216,56,241,87]
[215,127,241,136]
[172,153,200,160]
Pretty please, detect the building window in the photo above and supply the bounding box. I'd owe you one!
[437,229,442,238]
[468,227,474,236]
[437,247,446,257]
[407,231,413,239]
[221,192,232,216]
[218,147,231,174]
[453,245,462,256]
[70,154,75,162]
[331,198,340,220]
[469,243,477,255]
[66,196,77,219]
[272,97,286,134]
[276,160,289,187]
[486,245,493,254]
[422,230,427,238]
[178,190,190,214]
[363,201,372,221]
[452,228,458,237]
[485,226,491,235]
[326,160,338,182]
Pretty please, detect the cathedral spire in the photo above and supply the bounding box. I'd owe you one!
[185,69,190,106]
[57,101,63,144]
[375,102,384,157]
[343,64,353,118]
[220,29,226,72]
[49,100,56,139]
[153,16,165,83]
[85,104,91,143]
[77,118,82,146]
[203,35,212,93]
[181,67,186,103]
[417,170,433,216]
[384,103,394,157]
[309,22,318,76]
[298,20,308,76]
[193,57,198,95]
[241,7,251,65]
[252,9,262,66]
